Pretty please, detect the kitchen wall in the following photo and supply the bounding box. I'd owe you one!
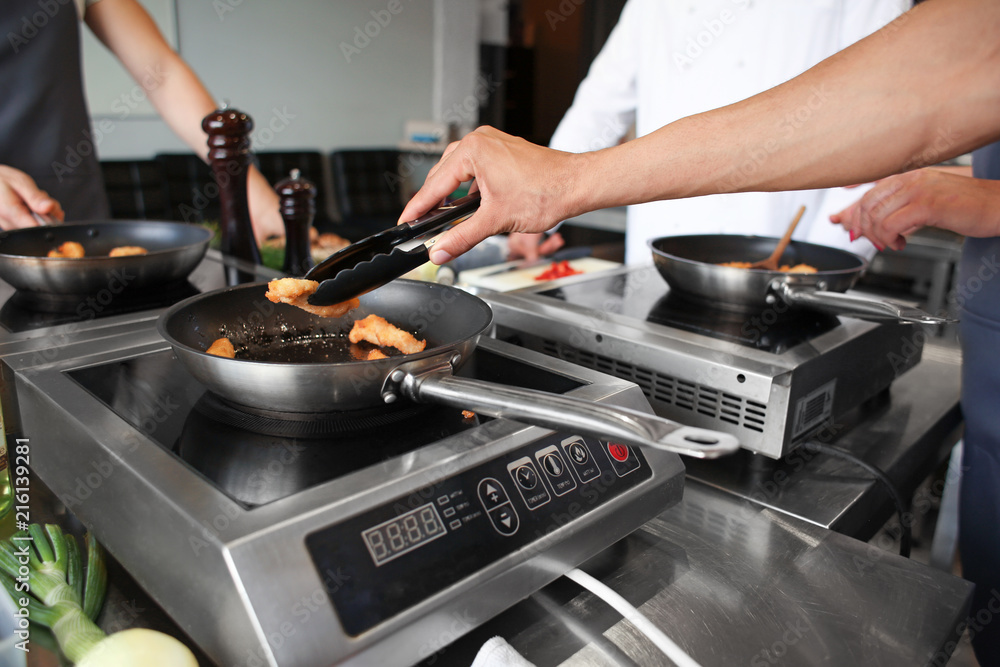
[88,0,479,160]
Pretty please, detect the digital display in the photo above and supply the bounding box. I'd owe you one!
[361,503,448,566]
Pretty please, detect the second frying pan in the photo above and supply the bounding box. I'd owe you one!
[0,221,212,294]
[649,235,951,324]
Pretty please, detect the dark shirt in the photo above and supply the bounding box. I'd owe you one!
[0,0,109,220]
[957,143,1000,322]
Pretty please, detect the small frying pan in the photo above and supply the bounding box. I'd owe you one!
[649,235,951,324]
[0,221,212,294]
[157,280,740,459]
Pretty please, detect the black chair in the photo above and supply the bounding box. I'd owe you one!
[99,160,170,220]
[253,150,333,230]
[154,153,219,224]
[329,149,404,240]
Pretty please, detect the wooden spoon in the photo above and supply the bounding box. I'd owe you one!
[749,205,807,270]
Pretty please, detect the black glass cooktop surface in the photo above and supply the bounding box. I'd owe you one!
[538,269,841,354]
[0,280,200,333]
[67,347,583,508]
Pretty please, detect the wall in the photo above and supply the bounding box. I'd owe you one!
[87,0,476,160]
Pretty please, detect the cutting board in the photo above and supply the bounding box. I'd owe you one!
[460,257,620,292]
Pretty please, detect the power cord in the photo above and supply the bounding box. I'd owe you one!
[800,441,912,558]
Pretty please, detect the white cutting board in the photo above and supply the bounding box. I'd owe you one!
[460,257,620,292]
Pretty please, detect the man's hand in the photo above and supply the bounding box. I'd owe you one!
[398,127,588,264]
[507,231,565,261]
[831,169,1000,251]
[0,166,65,230]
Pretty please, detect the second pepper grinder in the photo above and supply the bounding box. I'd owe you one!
[275,168,316,276]
[202,106,262,285]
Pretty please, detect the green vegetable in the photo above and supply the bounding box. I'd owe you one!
[0,524,196,666]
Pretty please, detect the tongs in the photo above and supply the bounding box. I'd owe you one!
[304,191,481,306]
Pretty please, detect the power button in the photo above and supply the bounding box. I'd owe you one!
[608,443,630,462]
[603,441,640,477]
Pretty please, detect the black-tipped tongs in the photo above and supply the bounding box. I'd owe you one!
[304,192,481,306]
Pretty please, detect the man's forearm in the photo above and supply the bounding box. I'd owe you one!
[575,0,1000,214]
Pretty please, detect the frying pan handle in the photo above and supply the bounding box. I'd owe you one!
[393,369,739,459]
[773,282,956,325]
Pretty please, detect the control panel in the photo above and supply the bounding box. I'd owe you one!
[306,433,651,636]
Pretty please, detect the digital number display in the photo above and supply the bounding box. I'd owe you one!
[361,503,448,567]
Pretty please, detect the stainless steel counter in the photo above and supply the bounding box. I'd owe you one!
[430,480,972,666]
[2,253,970,666]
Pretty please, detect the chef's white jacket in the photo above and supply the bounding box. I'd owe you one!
[550,0,911,264]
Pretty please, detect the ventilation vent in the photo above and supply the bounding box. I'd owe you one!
[542,339,767,433]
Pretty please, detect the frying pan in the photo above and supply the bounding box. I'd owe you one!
[649,234,951,324]
[157,280,739,459]
[0,221,212,294]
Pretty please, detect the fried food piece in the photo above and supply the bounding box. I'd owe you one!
[349,344,390,361]
[109,246,148,257]
[718,261,818,273]
[349,314,426,355]
[780,263,818,274]
[265,278,360,318]
[206,337,236,358]
[47,241,85,258]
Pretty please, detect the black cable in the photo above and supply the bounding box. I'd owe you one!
[801,441,912,558]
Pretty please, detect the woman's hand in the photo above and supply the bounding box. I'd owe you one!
[0,165,65,230]
[398,127,587,264]
[831,169,1000,250]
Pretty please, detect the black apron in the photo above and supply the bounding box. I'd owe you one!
[0,0,110,220]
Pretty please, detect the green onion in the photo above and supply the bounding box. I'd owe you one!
[0,524,197,666]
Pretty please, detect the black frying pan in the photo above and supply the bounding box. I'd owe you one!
[157,280,740,458]
[649,235,950,324]
[0,221,212,294]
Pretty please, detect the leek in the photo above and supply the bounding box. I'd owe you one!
[0,524,196,666]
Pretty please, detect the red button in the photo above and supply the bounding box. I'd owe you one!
[607,443,630,462]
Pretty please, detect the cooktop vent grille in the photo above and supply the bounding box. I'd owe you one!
[540,339,767,433]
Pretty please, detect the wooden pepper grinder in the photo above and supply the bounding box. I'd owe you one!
[275,168,316,275]
[202,106,261,285]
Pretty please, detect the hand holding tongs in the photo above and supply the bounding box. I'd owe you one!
[304,192,481,306]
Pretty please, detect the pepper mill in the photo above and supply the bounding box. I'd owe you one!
[275,168,316,276]
[202,107,262,285]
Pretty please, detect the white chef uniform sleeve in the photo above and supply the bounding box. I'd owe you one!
[548,0,645,154]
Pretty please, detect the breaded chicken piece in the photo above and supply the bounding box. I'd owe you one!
[265,278,359,318]
[47,241,85,258]
[349,314,426,355]
[207,337,236,358]
[109,246,148,257]
[349,343,391,361]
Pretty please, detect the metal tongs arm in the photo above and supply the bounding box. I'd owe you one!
[305,192,481,305]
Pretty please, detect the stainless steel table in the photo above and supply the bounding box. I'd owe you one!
[433,480,972,666]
